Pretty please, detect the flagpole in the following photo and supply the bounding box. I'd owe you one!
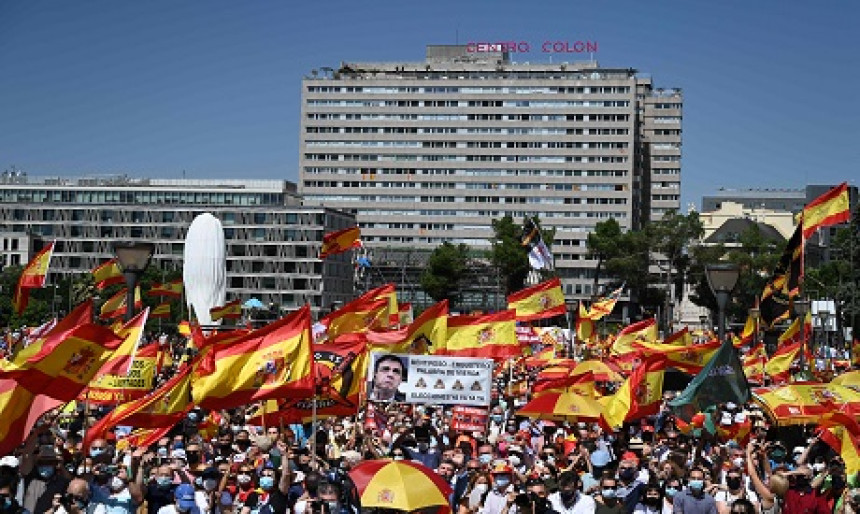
[310,394,318,461]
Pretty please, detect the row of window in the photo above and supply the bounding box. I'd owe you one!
[305,126,630,136]
[307,86,633,94]
[306,113,631,122]
[305,154,629,164]
[307,140,628,150]
[0,190,286,206]
[307,99,631,108]
[303,167,629,177]
[305,180,628,193]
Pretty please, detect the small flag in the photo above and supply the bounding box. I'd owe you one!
[506,278,566,322]
[151,302,171,319]
[521,217,554,270]
[92,258,125,290]
[802,183,851,239]
[12,241,55,315]
[209,300,242,321]
[320,227,361,259]
[148,279,183,298]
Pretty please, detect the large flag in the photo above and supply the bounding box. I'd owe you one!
[321,297,390,340]
[3,300,93,369]
[99,287,142,320]
[604,356,667,428]
[817,413,860,476]
[96,308,149,377]
[210,299,242,321]
[438,310,519,360]
[92,258,125,290]
[320,226,361,259]
[507,278,566,322]
[357,283,399,325]
[148,279,183,298]
[521,217,554,270]
[192,305,314,410]
[610,318,658,355]
[12,241,55,315]
[669,338,750,423]
[0,379,64,457]
[760,224,803,327]
[802,183,851,239]
[366,300,448,354]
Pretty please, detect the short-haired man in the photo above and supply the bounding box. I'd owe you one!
[370,354,407,402]
[673,468,717,514]
[548,471,596,514]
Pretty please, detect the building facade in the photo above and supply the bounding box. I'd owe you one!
[0,174,355,316]
[299,45,682,301]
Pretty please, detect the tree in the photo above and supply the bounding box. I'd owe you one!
[489,215,555,295]
[420,242,470,308]
[586,218,626,293]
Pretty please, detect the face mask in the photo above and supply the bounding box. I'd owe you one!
[619,468,635,481]
[726,477,742,490]
[645,496,660,506]
[110,476,125,491]
[236,440,251,451]
[733,457,744,469]
[494,476,510,489]
[417,442,429,452]
[492,415,503,423]
[393,455,405,461]
[665,487,678,499]
[237,474,252,485]
[231,425,242,433]
[77,466,91,476]
[479,454,493,465]
[474,483,488,494]
[156,476,172,487]
[509,455,521,467]
[327,501,339,512]
[90,447,104,458]
[813,463,825,473]
[186,452,200,464]
[204,479,218,491]
[689,479,704,493]
[560,489,577,502]
[259,476,275,490]
[38,465,55,479]
[546,456,555,465]
[602,489,617,499]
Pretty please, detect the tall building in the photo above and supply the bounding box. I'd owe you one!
[300,45,682,301]
[0,173,355,316]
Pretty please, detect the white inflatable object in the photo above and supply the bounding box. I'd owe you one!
[183,213,227,326]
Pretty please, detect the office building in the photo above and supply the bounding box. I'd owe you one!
[0,173,355,316]
[300,44,682,301]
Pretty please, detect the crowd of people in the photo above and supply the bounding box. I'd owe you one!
[0,329,858,514]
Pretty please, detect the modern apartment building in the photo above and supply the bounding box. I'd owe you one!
[0,173,355,316]
[299,45,682,300]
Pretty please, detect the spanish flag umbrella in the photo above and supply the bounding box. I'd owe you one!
[572,359,624,382]
[752,382,860,426]
[349,459,453,512]
[517,388,610,430]
[831,371,860,390]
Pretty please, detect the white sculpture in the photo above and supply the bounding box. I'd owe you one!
[183,213,227,326]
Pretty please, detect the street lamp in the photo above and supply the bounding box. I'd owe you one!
[794,298,810,373]
[750,306,761,348]
[115,241,154,321]
[705,263,740,344]
[818,309,831,370]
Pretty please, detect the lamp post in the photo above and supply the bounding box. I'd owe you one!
[750,306,761,348]
[115,241,155,321]
[818,309,831,371]
[794,299,810,373]
[705,263,740,344]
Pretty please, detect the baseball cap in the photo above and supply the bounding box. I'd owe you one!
[175,484,197,511]
[590,449,611,467]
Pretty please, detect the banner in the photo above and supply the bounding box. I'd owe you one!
[81,357,157,405]
[366,352,493,406]
[451,406,489,432]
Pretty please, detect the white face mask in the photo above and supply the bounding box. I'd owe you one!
[813,463,826,473]
[237,474,252,485]
[109,476,125,491]
[474,483,488,494]
[733,457,745,469]
[508,455,521,467]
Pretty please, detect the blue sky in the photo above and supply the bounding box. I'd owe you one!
[1,0,857,209]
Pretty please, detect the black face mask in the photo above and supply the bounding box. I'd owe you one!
[236,440,251,451]
[186,452,201,464]
[560,490,577,502]
[726,477,742,490]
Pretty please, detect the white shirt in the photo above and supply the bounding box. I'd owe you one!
[548,491,597,514]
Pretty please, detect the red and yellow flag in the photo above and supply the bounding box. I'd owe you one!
[438,310,518,360]
[92,258,124,290]
[576,303,597,344]
[99,287,142,320]
[802,182,851,239]
[818,413,860,476]
[610,318,658,355]
[4,300,93,369]
[588,285,623,320]
[506,278,566,322]
[96,308,149,377]
[0,379,64,457]
[664,327,694,347]
[192,305,314,410]
[398,303,413,327]
[320,226,361,258]
[322,297,390,340]
[148,279,183,298]
[210,299,242,321]
[733,314,756,347]
[631,340,721,375]
[366,300,448,354]
[360,283,399,325]
[12,241,55,315]
[743,345,768,384]
[151,302,171,319]
[604,355,667,428]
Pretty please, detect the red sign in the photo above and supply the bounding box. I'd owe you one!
[451,406,489,432]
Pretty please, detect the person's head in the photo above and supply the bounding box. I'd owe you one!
[237,464,256,490]
[477,444,494,466]
[528,481,548,499]
[373,354,405,399]
[391,448,406,461]
[725,468,744,492]
[234,430,252,452]
[35,447,60,480]
[318,481,342,512]
[259,466,277,491]
[0,472,17,505]
[155,465,173,487]
[600,475,618,502]
[185,442,201,466]
[846,489,860,512]
[199,467,221,492]
[63,478,90,514]
[687,468,706,496]
[663,478,682,503]
[304,471,322,497]
[730,498,756,514]
[617,459,637,483]
[438,460,455,480]
[491,463,513,491]
[174,483,197,513]
[768,473,789,498]
[557,471,579,504]
[89,438,109,460]
[642,484,662,508]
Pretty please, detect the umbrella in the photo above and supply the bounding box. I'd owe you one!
[831,371,860,390]
[517,389,609,429]
[752,382,860,426]
[349,459,452,512]
[243,298,264,309]
[572,359,624,382]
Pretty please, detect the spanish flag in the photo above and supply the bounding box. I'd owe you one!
[148,279,183,298]
[99,287,142,320]
[507,278,566,322]
[535,369,597,396]
[4,300,94,369]
[192,305,314,410]
[743,345,768,384]
[604,355,667,428]
[151,302,171,319]
[320,226,361,259]
[92,258,124,290]
[12,241,55,315]
[818,413,860,476]
[322,297,390,340]
[802,183,851,239]
[210,299,242,321]
[360,283,399,325]
[438,310,519,360]
[610,318,658,355]
[588,285,623,320]
[664,327,694,347]
[733,314,756,347]
[96,308,149,377]
[398,303,413,327]
[84,363,194,449]
[576,303,596,344]
[663,341,721,374]
[0,379,64,457]
[367,300,448,354]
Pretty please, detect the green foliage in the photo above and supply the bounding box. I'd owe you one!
[420,242,470,306]
[586,218,625,292]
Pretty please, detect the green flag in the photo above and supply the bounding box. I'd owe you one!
[669,338,750,427]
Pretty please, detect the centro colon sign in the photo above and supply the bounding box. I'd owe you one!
[466,40,598,54]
